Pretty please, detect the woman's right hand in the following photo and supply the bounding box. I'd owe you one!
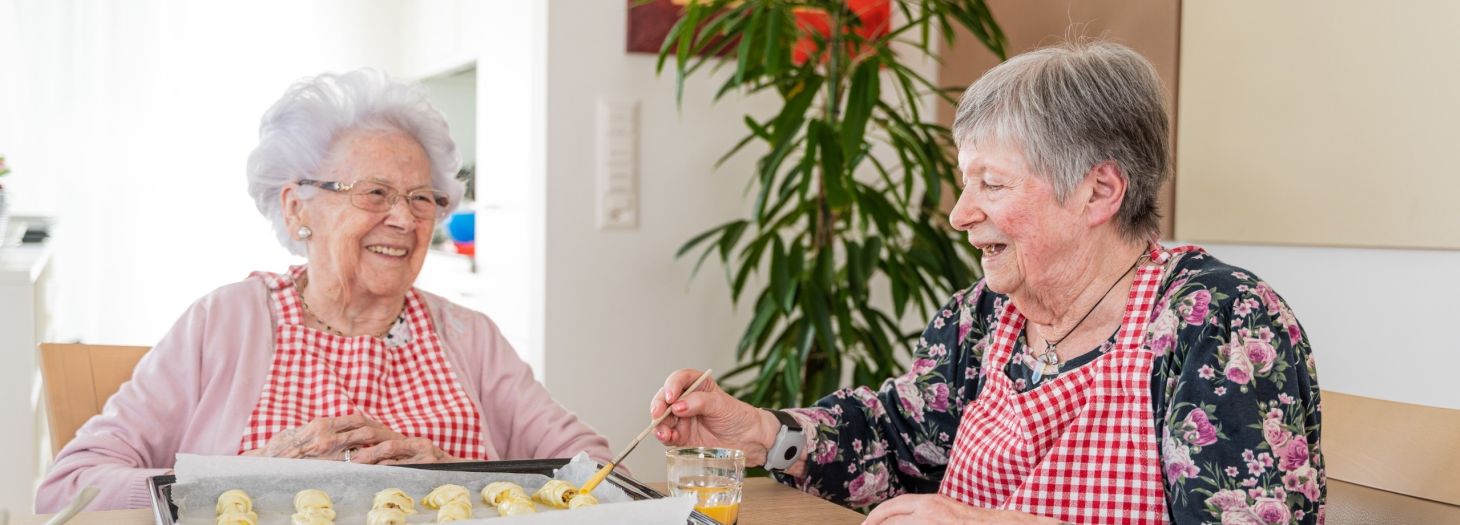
[650,369,781,467]
[243,412,405,460]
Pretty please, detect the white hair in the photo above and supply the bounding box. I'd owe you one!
[953,41,1170,241]
[247,68,464,255]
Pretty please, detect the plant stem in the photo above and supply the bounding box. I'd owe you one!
[814,2,846,251]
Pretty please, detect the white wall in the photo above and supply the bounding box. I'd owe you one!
[539,0,781,479]
[1177,0,1460,250]
[1190,243,1460,410]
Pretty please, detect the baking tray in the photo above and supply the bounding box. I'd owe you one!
[147,457,717,524]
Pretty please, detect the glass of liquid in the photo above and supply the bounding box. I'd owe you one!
[666,447,745,525]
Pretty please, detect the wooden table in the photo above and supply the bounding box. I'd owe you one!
[14,477,864,525]
[656,478,864,524]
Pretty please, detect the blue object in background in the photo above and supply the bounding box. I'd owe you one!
[446,210,475,243]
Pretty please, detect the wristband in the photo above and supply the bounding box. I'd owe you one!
[762,409,805,472]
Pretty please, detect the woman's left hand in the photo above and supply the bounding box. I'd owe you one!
[350,436,458,465]
[862,494,1062,525]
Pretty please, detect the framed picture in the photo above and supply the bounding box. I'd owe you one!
[626,0,685,54]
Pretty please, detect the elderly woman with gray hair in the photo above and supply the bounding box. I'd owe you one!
[37,69,610,512]
[651,42,1323,524]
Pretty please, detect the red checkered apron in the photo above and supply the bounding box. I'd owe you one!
[939,245,1198,524]
[237,267,487,459]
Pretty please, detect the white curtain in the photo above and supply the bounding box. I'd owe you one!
[0,0,407,344]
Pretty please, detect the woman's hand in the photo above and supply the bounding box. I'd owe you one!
[862,494,1064,525]
[650,369,781,467]
[243,413,405,460]
[351,436,458,465]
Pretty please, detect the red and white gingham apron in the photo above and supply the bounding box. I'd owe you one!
[940,244,1198,524]
[237,267,487,460]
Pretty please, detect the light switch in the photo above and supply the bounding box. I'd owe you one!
[597,98,639,230]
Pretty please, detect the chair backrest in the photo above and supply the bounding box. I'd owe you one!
[1323,390,1460,505]
[37,343,150,456]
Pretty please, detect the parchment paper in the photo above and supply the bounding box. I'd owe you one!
[170,453,694,524]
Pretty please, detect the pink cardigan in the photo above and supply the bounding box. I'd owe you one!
[36,275,611,512]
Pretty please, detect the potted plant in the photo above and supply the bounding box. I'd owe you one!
[656,0,1006,406]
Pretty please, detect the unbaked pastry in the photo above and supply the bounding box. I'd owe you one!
[371,488,417,514]
[215,489,253,516]
[497,495,537,516]
[532,479,578,509]
[366,507,409,525]
[215,512,257,525]
[423,484,471,509]
[435,498,473,522]
[293,489,333,512]
[480,481,527,507]
[567,492,600,509]
[289,508,335,525]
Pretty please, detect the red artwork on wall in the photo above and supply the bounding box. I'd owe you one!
[626,0,687,54]
[625,0,891,63]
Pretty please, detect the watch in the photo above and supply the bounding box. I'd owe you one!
[762,409,806,472]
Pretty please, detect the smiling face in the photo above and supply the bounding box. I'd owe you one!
[283,127,436,301]
[949,140,1090,300]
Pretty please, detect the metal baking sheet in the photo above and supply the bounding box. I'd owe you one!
[148,457,717,525]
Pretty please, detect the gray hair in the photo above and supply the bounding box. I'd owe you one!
[952,41,1169,240]
[247,68,463,255]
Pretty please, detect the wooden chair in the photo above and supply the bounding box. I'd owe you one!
[37,343,150,456]
[1323,390,1460,523]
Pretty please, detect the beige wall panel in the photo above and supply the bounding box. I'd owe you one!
[938,0,1181,238]
[1178,0,1460,249]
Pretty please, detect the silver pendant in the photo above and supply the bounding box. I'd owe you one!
[1039,343,1060,365]
[1032,343,1059,384]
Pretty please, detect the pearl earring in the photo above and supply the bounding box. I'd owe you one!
[297,226,313,240]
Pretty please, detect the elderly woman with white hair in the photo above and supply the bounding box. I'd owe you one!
[651,42,1324,524]
[37,69,611,512]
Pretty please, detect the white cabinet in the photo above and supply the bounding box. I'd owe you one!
[0,216,55,514]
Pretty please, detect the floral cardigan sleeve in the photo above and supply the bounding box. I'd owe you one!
[774,251,1325,524]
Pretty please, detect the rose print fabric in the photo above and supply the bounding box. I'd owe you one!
[773,251,1325,524]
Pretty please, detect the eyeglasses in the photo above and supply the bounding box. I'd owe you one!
[298,179,450,220]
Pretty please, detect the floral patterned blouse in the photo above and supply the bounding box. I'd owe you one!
[774,250,1325,524]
